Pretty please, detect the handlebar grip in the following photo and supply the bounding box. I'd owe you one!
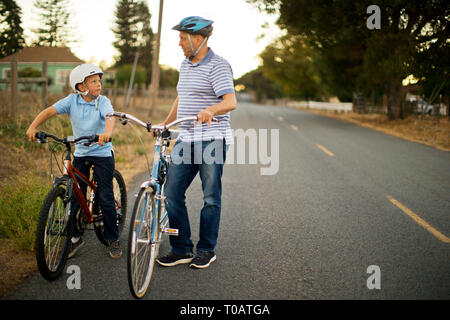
[93,135,112,143]
[35,131,47,143]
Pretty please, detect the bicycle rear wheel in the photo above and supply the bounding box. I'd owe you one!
[35,186,73,281]
[127,186,160,298]
[94,169,128,245]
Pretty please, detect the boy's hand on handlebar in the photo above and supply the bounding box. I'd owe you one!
[97,133,111,146]
[26,127,38,142]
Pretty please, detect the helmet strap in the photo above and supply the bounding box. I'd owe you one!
[188,34,208,61]
[81,82,99,100]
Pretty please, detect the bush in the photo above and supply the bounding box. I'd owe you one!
[115,64,147,87]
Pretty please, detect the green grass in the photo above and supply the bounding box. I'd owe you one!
[0,173,51,251]
[0,112,72,252]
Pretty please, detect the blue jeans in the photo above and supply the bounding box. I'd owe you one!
[164,139,227,255]
[71,154,119,242]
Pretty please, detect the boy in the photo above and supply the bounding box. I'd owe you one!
[26,63,121,258]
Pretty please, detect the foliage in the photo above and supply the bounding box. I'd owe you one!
[32,0,75,47]
[260,35,323,100]
[115,64,147,87]
[112,0,154,86]
[159,66,179,88]
[0,174,50,251]
[0,0,25,58]
[235,67,284,102]
[248,0,450,119]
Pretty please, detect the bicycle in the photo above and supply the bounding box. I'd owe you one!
[106,111,216,298]
[34,131,127,281]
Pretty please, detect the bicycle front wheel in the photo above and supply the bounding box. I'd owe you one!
[35,186,73,281]
[127,187,160,298]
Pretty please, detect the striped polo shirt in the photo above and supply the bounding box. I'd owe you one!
[176,48,235,145]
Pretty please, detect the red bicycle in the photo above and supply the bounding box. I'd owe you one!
[34,131,127,281]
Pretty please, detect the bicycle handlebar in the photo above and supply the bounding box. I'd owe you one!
[35,131,111,146]
[105,112,219,132]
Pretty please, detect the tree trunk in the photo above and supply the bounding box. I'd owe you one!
[386,80,404,120]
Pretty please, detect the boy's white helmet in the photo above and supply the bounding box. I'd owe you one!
[69,63,103,93]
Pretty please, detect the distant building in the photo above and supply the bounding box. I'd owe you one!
[0,46,85,93]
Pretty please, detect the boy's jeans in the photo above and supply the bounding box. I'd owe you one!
[70,154,119,242]
[164,139,227,255]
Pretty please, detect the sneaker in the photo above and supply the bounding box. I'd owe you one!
[156,252,193,267]
[109,240,122,258]
[189,251,216,269]
[67,237,84,259]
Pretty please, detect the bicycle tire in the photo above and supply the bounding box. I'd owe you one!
[94,169,128,245]
[127,186,160,298]
[35,186,73,281]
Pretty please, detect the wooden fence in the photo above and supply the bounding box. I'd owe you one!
[0,58,48,118]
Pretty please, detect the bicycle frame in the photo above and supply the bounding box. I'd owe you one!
[106,112,201,238]
[135,135,171,242]
[62,149,96,224]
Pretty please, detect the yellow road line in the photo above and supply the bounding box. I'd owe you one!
[291,124,299,131]
[316,144,335,156]
[386,195,450,243]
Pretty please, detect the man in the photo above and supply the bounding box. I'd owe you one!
[156,16,237,269]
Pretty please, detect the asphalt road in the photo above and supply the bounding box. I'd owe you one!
[6,101,450,300]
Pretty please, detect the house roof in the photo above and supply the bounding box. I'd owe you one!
[0,46,85,64]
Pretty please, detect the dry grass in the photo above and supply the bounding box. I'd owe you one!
[298,108,450,151]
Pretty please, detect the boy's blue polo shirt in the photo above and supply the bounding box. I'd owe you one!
[53,94,114,157]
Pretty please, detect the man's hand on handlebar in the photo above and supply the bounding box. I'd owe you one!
[197,109,215,126]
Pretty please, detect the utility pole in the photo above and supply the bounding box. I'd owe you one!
[124,51,139,109]
[149,0,163,117]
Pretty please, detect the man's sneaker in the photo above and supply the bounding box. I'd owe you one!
[109,240,122,258]
[156,252,193,267]
[67,238,84,259]
[189,251,216,269]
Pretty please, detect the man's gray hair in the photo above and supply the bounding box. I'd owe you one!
[193,25,213,38]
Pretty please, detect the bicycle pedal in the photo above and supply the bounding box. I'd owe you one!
[163,228,179,236]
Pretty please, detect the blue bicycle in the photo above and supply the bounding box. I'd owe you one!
[106,112,211,298]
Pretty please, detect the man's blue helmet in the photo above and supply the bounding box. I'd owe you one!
[172,16,214,34]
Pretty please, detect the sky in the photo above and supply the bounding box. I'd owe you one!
[16,0,284,79]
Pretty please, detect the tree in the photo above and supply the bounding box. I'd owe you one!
[249,0,450,119]
[235,67,284,102]
[115,64,147,87]
[260,35,323,100]
[159,66,179,88]
[112,0,154,87]
[32,0,75,47]
[0,0,25,58]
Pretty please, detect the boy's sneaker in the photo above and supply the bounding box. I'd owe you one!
[109,240,122,258]
[189,251,216,269]
[67,237,84,259]
[156,252,193,267]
